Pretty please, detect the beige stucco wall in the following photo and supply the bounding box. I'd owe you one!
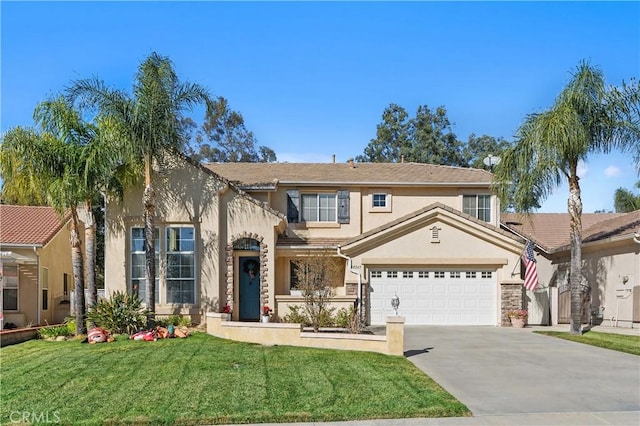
[533,238,640,327]
[38,224,76,324]
[248,184,499,242]
[206,312,405,356]
[105,154,283,324]
[3,223,75,326]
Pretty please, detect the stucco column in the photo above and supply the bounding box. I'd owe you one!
[386,316,405,356]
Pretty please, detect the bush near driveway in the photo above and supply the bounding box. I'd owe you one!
[535,331,640,356]
[0,332,469,425]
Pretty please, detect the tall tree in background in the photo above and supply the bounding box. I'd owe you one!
[192,96,276,163]
[493,60,640,335]
[357,103,412,163]
[463,134,512,169]
[69,52,211,317]
[411,105,466,166]
[614,181,640,212]
[357,103,496,167]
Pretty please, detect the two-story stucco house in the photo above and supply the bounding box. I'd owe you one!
[104,153,527,326]
[0,205,77,327]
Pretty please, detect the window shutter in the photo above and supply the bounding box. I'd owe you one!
[337,189,350,224]
[286,189,300,223]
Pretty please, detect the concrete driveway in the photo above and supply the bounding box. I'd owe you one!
[404,326,640,416]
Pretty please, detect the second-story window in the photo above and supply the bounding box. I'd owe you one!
[372,193,387,208]
[301,193,336,222]
[463,194,491,222]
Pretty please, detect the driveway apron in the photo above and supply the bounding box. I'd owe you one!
[404,326,640,416]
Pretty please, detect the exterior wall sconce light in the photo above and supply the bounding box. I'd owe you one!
[391,293,400,316]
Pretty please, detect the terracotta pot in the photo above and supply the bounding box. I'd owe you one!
[511,318,526,328]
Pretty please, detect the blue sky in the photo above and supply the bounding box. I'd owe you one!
[1,1,639,213]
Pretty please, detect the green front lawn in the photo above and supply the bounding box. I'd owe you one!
[1,333,469,425]
[535,331,640,356]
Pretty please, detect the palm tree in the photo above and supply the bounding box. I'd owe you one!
[1,124,88,334]
[493,61,639,335]
[68,52,211,316]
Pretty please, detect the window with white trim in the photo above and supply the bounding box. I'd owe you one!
[434,271,445,279]
[386,271,398,278]
[465,271,477,279]
[165,227,196,304]
[372,193,387,208]
[3,265,18,311]
[481,271,493,279]
[418,271,429,279]
[370,270,382,279]
[131,227,160,304]
[450,271,461,279]
[301,193,337,222]
[463,194,491,222]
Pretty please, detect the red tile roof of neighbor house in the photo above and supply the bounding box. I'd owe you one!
[500,211,634,252]
[205,162,493,187]
[0,205,68,246]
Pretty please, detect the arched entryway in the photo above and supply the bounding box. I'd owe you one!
[225,234,268,321]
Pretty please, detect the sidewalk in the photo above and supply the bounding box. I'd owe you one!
[230,411,640,426]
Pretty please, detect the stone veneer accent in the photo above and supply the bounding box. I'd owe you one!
[225,233,269,314]
[501,282,524,326]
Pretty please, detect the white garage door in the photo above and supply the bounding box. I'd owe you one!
[369,269,497,325]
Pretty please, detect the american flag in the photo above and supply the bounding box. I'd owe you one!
[523,240,539,291]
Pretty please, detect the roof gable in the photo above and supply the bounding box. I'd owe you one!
[0,205,68,246]
[340,202,523,255]
[171,151,286,222]
[205,162,493,187]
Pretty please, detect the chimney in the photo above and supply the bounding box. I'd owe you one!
[332,154,336,163]
[347,158,355,168]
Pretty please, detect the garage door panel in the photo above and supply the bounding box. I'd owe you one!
[370,269,497,325]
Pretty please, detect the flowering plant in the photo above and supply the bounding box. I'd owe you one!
[506,309,528,320]
[262,305,272,317]
[222,304,231,314]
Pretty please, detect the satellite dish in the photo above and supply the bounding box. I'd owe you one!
[483,154,501,169]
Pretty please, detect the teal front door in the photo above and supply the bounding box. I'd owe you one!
[239,256,260,321]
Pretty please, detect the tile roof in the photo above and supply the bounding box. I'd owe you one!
[557,210,640,250]
[500,212,628,252]
[205,162,493,187]
[0,205,68,246]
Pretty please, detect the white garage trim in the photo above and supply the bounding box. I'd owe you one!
[369,268,497,325]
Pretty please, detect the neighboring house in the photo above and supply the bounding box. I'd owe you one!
[0,205,77,327]
[105,152,528,326]
[501,211,640,328]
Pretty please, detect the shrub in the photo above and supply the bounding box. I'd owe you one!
[291,254,342,331]
[283,305,311,326]
[64,317,77,336]
[39,324,71,339]
[86,291,150,335]
[157,314,191,327]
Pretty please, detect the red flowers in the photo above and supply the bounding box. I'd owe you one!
[262,305,272,316]
[222,305,231,314]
